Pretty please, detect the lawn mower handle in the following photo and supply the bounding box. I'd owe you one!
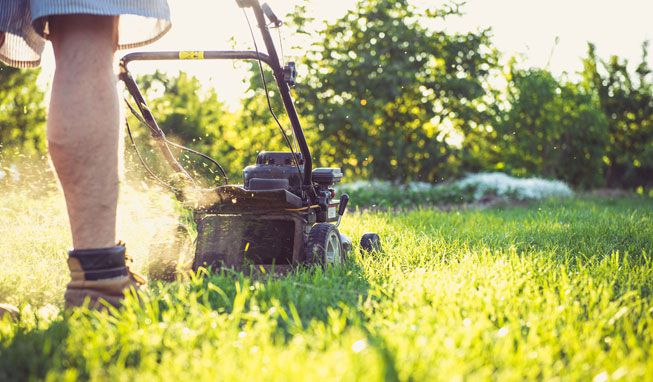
[119,0,316,198]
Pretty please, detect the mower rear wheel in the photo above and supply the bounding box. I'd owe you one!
[360,233,382,254]
[306,223,344,266]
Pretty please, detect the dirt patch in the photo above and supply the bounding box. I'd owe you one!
[587,188,635,198]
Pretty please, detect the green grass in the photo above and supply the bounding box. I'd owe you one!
[0,186,652,381]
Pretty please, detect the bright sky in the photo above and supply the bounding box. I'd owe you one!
[38,0,653,107]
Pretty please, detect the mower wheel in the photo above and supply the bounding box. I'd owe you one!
[360,233,382,254]
[306,223,344,266]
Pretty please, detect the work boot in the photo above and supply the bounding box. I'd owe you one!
[64,243,146,310]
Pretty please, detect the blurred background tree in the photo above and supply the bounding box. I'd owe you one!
[127,70,238,185]
[131,68,299,183]
[118,4,653,190]
[1,1,651,191]
[0,64,46,157]
[292,0,499,182]
[495,67,608,189]
[581,42,653,188]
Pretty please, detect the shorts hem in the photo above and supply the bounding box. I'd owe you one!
[117,21,171,50]
[0,53,41,68]
[31,5,170,27]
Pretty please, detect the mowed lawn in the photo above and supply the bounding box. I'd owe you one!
[0,186,651,381]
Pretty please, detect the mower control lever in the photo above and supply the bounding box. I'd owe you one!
[338,194,349,216]
[335,194,349,228]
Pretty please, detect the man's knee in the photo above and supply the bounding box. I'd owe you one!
[49,15,119,65]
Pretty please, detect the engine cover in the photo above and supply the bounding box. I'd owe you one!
[243,152,304,195]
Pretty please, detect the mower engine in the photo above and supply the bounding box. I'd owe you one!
[192,152,352,273]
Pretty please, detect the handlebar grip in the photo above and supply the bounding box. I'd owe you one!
[261,3,282,26]
[235,0,259,8]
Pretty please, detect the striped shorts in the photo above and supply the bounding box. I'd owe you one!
[0,0,171,68]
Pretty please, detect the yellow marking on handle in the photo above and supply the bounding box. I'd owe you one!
[179,51,204,60]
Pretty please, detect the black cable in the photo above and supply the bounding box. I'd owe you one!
[125,118,181,194]
[276,26,285,65]
[165,140,229,185]
[125,98,229,186]
[243,9,304,183]
[274,23,301,155]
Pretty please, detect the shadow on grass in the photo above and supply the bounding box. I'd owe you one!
[0,320,69,381]
[167,258,374,329]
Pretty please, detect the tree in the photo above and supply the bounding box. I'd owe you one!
[0,64,47,156]
[285,0,499,182]
[581,42,653,188]
[235,61,306,169]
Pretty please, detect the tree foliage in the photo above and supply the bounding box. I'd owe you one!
[293,0,499,182]
[3,1,651,191]
[0,64,46,157]
[581,42,653,188]
[237,62,305,166]
[130,69,298,184]
[129,3,650,190]
[496,68,608,188]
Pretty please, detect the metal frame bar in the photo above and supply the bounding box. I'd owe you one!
[120,50,274,68]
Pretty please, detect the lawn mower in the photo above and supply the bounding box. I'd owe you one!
[119,0,381,274]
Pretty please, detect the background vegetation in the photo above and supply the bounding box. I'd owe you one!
[0,65,46,157]
[1,0,651,190]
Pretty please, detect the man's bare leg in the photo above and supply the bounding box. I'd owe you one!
[47,15,119,250]
[46,15,144,309]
